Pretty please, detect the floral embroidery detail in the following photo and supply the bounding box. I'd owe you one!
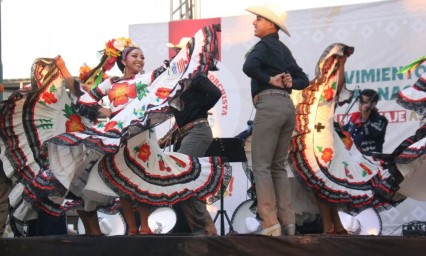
[359,163,373,177]
[133,105,146,118]
[155,87,172,100]
[343,162,354,179]
[323,86,334,102]
[108,82,137,107]
[318,147,333,163]
[36,119,54,129]
[158,155,171,172]
[41,85,58,104]
[62,104,85,132]
[104,121,118,132]
[136,81,149,100]
[66,115,85,132]
[136,144,151,162]
[169,155,187,168]
[319,81,336,102]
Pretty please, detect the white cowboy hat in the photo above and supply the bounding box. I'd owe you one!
[166,37,192,50]
[245,2,290,37]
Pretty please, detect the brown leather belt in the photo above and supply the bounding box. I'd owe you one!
[257,89,289,97]
[158,118,209,149]
[178,118,209,134]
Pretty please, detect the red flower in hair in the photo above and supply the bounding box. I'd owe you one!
[105,39,121,58]
[103,57,117,72]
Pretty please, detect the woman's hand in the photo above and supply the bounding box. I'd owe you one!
[98,107,112,118]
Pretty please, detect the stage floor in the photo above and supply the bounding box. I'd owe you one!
[1,234,426,256]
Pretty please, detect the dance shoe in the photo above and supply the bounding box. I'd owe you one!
[283,224,296,236]
[255,223,281,236]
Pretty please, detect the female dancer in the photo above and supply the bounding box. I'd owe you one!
[0,56,107,236]
[387,57,426,201]
[39,25,227,235]
[288,43,401,234]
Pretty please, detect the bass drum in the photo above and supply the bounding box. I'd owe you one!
[77,211,126,236]
[230,199,259,234]
[148,207,177,234]
[338,207,382,235]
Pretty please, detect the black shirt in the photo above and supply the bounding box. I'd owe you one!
[243,32,309,98]
[174,74,222,127]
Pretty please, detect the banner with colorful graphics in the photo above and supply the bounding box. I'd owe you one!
[130,0,426,235]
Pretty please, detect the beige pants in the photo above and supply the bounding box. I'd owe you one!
[251,94,296,228]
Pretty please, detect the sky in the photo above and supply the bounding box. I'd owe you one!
[1,0,387,79]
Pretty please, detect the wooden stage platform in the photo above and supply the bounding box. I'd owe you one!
[1,234,426,256]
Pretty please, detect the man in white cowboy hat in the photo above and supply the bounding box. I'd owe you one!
[243,2,309,236]
[161,38,221,236]
[166,37,192,51]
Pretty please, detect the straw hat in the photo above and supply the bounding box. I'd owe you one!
[166,37,192,50]
[245,2,290,37]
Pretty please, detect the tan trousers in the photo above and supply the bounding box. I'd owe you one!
[251,94,296,228]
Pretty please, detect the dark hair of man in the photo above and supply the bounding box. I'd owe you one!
[274,24,280,31]
[360,89,379,103]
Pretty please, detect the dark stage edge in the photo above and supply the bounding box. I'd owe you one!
[1,234,426,256]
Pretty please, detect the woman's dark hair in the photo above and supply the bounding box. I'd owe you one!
[116,46,140,73]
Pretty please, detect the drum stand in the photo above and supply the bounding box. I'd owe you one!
[205,137,247,236]
[213,180,234,236]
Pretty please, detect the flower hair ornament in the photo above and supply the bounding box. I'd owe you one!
[79,63,109,90]
[81,37,137,87]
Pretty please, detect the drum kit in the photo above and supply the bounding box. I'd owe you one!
[338,208,382,235]
[9,195,381,237]
[76,207,177,236]
[9,207,177,237]
[229,198,382,235]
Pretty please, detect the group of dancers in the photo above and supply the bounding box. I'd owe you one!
[0,2,425,238]
[0,25,227,236]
